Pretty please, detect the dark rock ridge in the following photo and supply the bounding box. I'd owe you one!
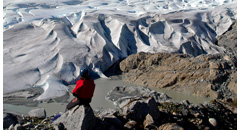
[4,86,237,130]
[120,52,237,99]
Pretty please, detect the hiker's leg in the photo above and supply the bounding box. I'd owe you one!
[65,98,80,111]
[78,98,91,107]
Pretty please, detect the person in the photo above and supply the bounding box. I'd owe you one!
[66,67,95,111]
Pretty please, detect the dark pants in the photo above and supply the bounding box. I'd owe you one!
[65,97,91,112]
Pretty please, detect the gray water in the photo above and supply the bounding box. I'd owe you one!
[3,78,212,116]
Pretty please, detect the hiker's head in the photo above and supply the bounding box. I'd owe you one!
[80,67,89,79]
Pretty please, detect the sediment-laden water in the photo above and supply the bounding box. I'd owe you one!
[3,77,211,116]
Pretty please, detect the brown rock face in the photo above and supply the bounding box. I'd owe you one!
[120,52,237,99]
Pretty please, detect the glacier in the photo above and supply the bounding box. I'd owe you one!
[3,0,237,101]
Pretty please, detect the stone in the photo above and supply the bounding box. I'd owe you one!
[95,109,116,119]
[209,61,221,70]
[208,118,217,127]
[143,114,157,130]
[104,117,122,128]
[22,122,34,129]
[54,123,66,130]
[3,113,19,129]
[28,108,46,119]
[35,124,45,130]
[14,124,24,130]
[53,105,97,130]
[181,109,189,116]
[197,119,203,125]
[124,120,137,129]
[94,109,122,129]
[158,123,184,130]
[119,97,160,124]
[194,113,200,118]
[8,124,14,130]
[181,100,190,106]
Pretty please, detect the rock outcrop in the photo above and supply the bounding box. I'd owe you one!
[120,52,237,99]
[53,105,97,130]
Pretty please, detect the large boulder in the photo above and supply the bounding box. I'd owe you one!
[53,105,97,130]
[95,109,123,129]
[119,96,160,125]
[3,112,21,129]
[28,108,46,119]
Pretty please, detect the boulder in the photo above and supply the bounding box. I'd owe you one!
[22,122,34,129]
[209,118,217,127]
[3,112,20,129]
[143,114,158,130]
[28,108,46,119]
[53,105,97,130]
[95,109,122,129]
[8,124,14,130]
[124,120,137,129]
[158,123,184,130]
[14,124,24,130]
[119,96,160,125]
[54,123,66,130]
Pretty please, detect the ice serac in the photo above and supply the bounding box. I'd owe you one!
[3,22,62,93]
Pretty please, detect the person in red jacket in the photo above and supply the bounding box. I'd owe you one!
[66,67,95,111]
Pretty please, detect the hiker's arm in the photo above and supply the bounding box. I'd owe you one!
[72,80,83,96]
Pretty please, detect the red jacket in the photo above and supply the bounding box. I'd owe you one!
[72,78,95,99]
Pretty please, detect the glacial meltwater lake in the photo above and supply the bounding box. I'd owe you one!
[3,77,212,116]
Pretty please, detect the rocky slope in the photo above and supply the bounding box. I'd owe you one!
[3,86,237,130]
[216,21,237,57]
[120,52,237,99]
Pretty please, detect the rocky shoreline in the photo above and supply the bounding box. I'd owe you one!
[4,86,237,130]
[120,52,237,99]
